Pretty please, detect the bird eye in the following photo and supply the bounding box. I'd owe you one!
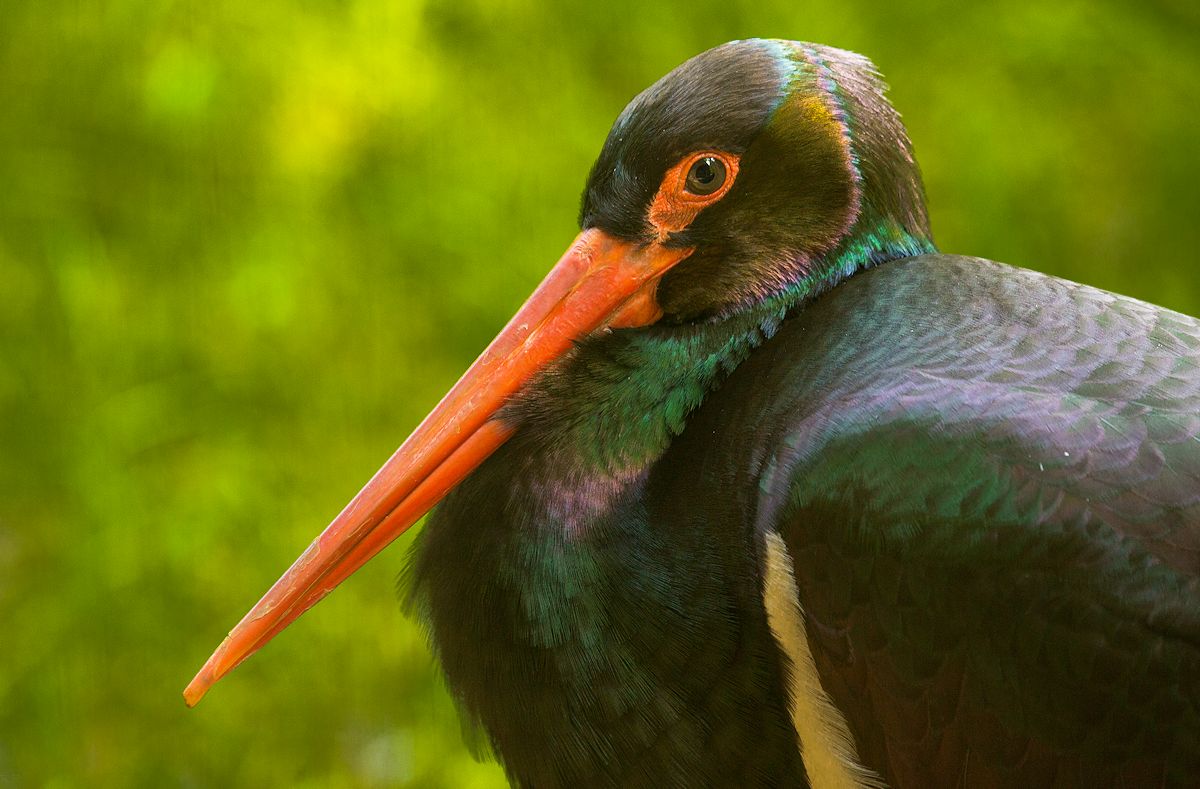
[648,151,739,239]
[684,156,726,195]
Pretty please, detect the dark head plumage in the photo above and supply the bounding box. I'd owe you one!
[581,39,934,322]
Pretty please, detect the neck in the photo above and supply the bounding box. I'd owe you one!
[508,218,933,482]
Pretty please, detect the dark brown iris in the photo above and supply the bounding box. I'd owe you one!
[684,156,726,195]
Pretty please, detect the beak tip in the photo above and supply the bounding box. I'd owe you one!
[184,644,228,707]
[183,674,209,707]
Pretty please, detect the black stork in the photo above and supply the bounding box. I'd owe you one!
[186,39,1200,787]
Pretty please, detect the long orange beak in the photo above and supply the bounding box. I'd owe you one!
[184,228,690,706]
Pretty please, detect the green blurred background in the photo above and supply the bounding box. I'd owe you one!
[1,0,1197,785]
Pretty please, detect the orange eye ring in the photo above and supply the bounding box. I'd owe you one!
[648,150,741,239]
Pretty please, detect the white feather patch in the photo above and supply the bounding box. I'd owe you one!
[762,531,887,789]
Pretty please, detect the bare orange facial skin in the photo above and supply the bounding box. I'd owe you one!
[647,151,741,240]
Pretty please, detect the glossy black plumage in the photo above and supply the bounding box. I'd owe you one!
[410,252,1200,786]
[400,39,1200,788]
[696,254,1200,785]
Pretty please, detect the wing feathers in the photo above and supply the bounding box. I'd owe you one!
[718,255,1200,785]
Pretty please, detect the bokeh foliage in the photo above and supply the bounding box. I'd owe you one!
[1,0,1197,786]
